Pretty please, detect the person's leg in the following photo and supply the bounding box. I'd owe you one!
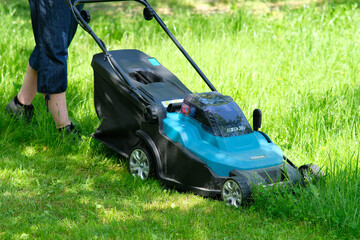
[7,0,76,130]
[5,0,39,121]
[6,62,36,121]
[17,63,38,105]
[47,2,81,129]
[45,92,71,129]
[35,0,79,130]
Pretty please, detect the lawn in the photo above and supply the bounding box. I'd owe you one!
[0,0,359,239]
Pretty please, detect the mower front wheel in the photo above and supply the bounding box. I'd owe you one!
[299,164,323,184]
[128,145,155,180]
[221,178,251,207]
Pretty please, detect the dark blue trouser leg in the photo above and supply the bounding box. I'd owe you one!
[28,0,79,94]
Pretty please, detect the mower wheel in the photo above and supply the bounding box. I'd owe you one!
[221,178,251,207]
[128,145,155,180]
[299,164,323,184]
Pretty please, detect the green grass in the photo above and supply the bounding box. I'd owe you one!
[1,0,360,239]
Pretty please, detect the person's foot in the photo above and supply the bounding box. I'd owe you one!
[58,122,81,140]
[6,95,34,122]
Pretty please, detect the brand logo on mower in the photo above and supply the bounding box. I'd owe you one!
[227,126,246,133]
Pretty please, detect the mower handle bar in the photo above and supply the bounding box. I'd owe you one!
[65,0,217,100]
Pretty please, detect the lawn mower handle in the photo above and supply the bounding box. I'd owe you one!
[65,0,217,93]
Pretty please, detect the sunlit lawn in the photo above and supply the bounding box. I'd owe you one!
[0,0,359,239]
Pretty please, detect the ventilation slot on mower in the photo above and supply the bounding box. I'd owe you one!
[258,169,286,184]
[130,71,163,85]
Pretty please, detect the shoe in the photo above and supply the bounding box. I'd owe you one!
[58,122,81,140]
[6,95,34,122]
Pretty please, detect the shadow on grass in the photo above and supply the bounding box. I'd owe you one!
[0,118,355,239]
[0,115,341,239]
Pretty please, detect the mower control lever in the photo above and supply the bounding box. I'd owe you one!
[253,109,262,131]
[143,6,154,21]
[80,9,91,23]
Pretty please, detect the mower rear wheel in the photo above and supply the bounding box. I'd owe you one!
[221,178,250,207]
[299,164,323,184]
[128,146,154,180]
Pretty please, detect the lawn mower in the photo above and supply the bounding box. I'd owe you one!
[67,0,323,207]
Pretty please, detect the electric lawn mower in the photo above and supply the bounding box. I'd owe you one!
[66,0,323,207]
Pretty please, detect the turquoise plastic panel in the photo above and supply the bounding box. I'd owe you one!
[163,113,283,177]
[148,58,160,66]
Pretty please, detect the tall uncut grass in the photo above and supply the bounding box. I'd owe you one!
[0,0,359,238]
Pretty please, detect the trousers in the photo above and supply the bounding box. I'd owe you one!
[28,0,80,94]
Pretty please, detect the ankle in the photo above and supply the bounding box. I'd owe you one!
[16,94,32,106]
[56,120,72,129]
[58,122,81,140]
[14,95,24,106]
[58,122,74,131]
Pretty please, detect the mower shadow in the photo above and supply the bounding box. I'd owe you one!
[0,117,354,238]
